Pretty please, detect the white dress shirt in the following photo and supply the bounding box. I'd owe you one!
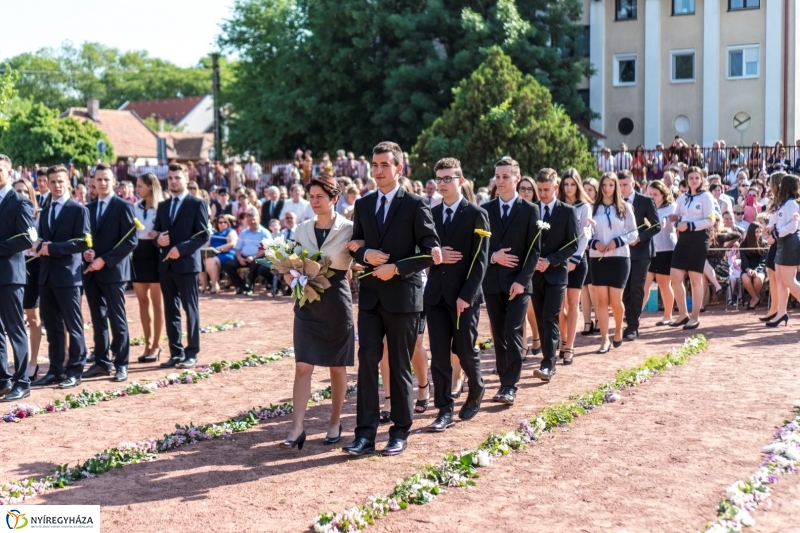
[375,184,401,221]
[775,200,800,237]
[49,194,69,225]
[0,184,12,204]
[653,203,678,252]
[539,197,556,220]
[441,194,463,224]
[589,202,638,258]
[674,191,715,232]
[134,201,157,238]
[95,194,112,224]
[168,190,189,223]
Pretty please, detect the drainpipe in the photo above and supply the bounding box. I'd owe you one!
[783,0,789,144]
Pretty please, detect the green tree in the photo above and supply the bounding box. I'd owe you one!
[218,0,592,157]
[0,102,115,167]
[412,47,594,185]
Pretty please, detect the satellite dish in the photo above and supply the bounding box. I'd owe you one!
[733,112,751,132]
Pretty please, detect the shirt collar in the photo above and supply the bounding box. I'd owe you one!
[499,193,518,209]
[0,183,12,199]
[172,189,189,202]
[378,183,401,204]
[53,194,68,206]
[625,193,636,204]
[443,194,462,212]
[540,197,557,212]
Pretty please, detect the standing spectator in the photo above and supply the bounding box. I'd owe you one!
[614,144,633,171]
[279,183,312,223]
[706,141,727,174]
[243,156,262,189]
[597,147,615,172]
[357,156,369,180]
[631,145,647,184]
[345,152,359,178]
[423,180,442,208]
[72,184,88,206]
[155,159,169,182]
[301,151,314,183]
[770,146,792,174]
[338,186,359,219]
[747,142,763,176]
[334,150,348,177]
[729,146,744,170]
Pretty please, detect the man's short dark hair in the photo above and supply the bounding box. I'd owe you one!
[617,169,634,181]
[372,141,403,167]
[94,162,114,176]
[168,162,188,174]
[47,165,69,178]
[433,157,462,176]
[494,157,520,175]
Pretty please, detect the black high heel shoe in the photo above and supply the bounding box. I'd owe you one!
[612,338,623,348]
[323,425,343,445]
[138,347,162,363]
[29,364,39,382]
[280,430,307,450]
[558,340,567,359]
[759,313,778,322]
[581,321,596,336]
[530,338,542,356]
[766,313,789,328]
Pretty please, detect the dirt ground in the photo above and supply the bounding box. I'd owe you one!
[3,291,800,532]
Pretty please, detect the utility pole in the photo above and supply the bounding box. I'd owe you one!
[211,53,222,162]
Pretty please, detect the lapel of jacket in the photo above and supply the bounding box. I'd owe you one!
[97,195,118,230]
[486,200,502,244]
[53,199,73,242]
[170,194,190,229]
[88,201,98,235]
[0,190,13,220]
[379,187,404,243]
[361,192,379,242]
[543,200,564,247]
[301,218,317,253]
[320,212,345,251]
[446,198,470,244]
[498,197,523,241]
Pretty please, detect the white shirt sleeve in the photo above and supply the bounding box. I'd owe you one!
[777,201,800,237]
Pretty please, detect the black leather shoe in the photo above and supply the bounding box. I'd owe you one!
[458,387,485,421]
[670,317,690,327]
[343,438,376,456]
[533,367,556,382]
[58,376,81,389]
[0,383,11,397]
[496,388,516,406]
[82,365,113,379]
[491,387,508,402]
[2,387,30,402]
[683,320,701,330]
[113,367,128,382]
[178,358,197,369]
[323,425,343,445]
[612,339,623,348]
[624,330,638,341]
[426,413,456,432]
[160,356,184,368]
[32,374,66,387]
[381,438,407,456]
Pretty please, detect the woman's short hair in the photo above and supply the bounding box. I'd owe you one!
[305,174,341,199]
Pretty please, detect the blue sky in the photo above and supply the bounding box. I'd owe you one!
[0,0,236,67]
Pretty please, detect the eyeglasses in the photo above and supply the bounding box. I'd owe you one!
[519,186,534,193]
[434,175,460,184]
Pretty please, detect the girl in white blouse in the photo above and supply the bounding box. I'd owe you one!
[589,173,638,354]
[668,167,715,330]
[643,180,677,326]
[759,175,783,322]
[766,174,800,327]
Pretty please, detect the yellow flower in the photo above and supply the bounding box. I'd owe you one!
[85,233,93,248]
[474,228,492,238]
[133,217,145,231]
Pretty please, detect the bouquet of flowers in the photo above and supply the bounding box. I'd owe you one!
[269,250,335,307]
[259,234,297,265]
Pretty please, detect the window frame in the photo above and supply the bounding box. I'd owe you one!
[670,48,696,84]
[615,0,638,21]
[672,0,696,16]
[613,53,638,87]
[726,44,760,80]
[728,0,760,11]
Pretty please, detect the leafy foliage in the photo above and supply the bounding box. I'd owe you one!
[218,0,592,157]
[412,47,595,184]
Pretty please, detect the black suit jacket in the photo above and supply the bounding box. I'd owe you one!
[38,198,91,287]
[482,197,541,294]
[153,194,210,274]
[84,195,138,284]
[261,199,284,223]
[424,199,490,307]
[351,187,439,313]
[628,192,660,260]
[532,200,579,286]
[0,189,35,286]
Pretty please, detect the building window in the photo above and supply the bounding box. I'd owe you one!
[729,0,760,10]
[672,0,695,15]
[615,0,637,20]
[574,26,590,57]
[671,49,695,83]
[618,118,635,136]
[728,45,759,79]
[578,89,590,109]
[613,54,637,86]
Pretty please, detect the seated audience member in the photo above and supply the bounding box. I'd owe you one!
[202,215,238,294]
[739,222,768,309]
[281,211,298,239]
[221,208,271,296]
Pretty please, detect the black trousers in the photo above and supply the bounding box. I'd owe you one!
[531,279,566,371]
[160,269,200,360]
[221,258,258,290]
[84,280,129,369]
[623,257,651,333]
[40,283,86,378]
[484,291,529,389]
[355,303,419,441]
[0,285,29,388]
[426,298,484,415]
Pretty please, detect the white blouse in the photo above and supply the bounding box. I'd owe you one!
[775,200,800,238]
[674,191,715,232]
[653,203,677,252]
[134,201,157,239]
[589,202,638,258]
[569,201,591,262]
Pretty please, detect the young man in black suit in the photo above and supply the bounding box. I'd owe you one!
[344,141,440,457]
[424,158,489,431]
[0,154,35,402]
[32,166,91,389]
[81,164,138,383]
[531,168,579,382]
[618,170,660,340]
[153,163,210,370]
[482,158,541,406]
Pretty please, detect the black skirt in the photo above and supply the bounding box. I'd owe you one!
[567,255,588,289]
[648,251,674,275]
[671,229,710,273]
[23,256,40,310]
[765,242,777,270]
[589,256,631,289]
[775,233,800,266]
[293,269,354,367]
[132,239,160,283]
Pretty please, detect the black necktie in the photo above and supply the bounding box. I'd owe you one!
[376,195,387,233]
[543,205,551,223]
[50,202,59,227]
[170,197,179,223]
[97,201,105,224]
[286,229,293,240]
[444,207,453,235]
[501,203,509,225]
[625,197,631,203]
